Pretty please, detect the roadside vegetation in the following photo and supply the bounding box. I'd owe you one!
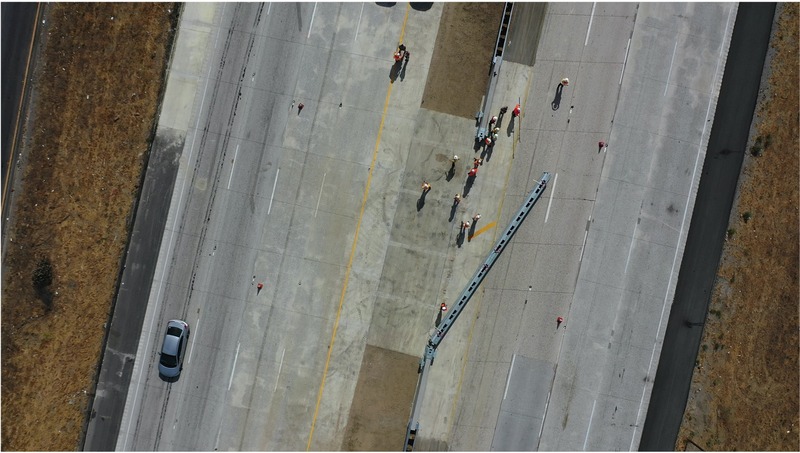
[1,3,176,450]
[678,3,799,450]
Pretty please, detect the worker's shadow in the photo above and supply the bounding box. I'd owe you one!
[389,60,403,83]
[446,162,456,181]
[463,175,475,197]
[496,115,505,131]
[399,61,408,82]
[449,202,458,222]
[552,84,564,110]
[417,190,429,211]
[507,117,515,137]
[456,228,465,248]
[481,145,493,163]
[435,309,443,327]
[468,222,476,242]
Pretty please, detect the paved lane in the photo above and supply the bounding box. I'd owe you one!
[1,2,39,230]
[116,3,443,450]
[446,3,737,451]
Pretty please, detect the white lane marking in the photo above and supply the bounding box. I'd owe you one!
[214,426,222,450]
[585,2,596,46]
[503,354,516,400]
[583,399,597,450]
[579,229,588,262]
[307,2,317,39]
[274,347,286,392]
[214,4,226,49]
[624,220,638,274]
[545,173,557,223]
[227,144,239,190]
[228,342,241,391]
[538,390,551,442]
[620,38,631,85]
[354,3,364,42]
[267,2,271,15]
[123,47,215,452]
[314,172,326,218]
[188,316,199,364]
[629,5,734,450]
[267,168,280,215]
[664,40,678,96]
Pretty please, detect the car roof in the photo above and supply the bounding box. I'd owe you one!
[162,332,180,356]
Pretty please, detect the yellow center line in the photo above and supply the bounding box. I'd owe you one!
[305,3,411,450]
[3,3,41,213]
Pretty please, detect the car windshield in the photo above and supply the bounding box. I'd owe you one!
[167,326,182,337]
[160,353,178,367]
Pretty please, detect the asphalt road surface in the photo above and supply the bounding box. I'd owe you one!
[639,3,777,450]
[1,2,38,229]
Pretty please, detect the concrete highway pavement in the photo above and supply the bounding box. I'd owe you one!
[89,2,742,451]
[444,3,736,451]
[114,3,451,450]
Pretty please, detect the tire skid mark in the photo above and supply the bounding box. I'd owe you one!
[147,4,246,448]
[156,3,266,447]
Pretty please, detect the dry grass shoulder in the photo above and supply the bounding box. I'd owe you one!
[1,3,175,450]
[677,3,799,451]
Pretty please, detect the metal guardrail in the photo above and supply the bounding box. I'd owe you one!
[403,172,550,451]
[476,2,514,141]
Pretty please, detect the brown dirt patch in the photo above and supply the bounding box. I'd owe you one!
[1,3,175,450]
[677,3,799,451]
[420,2,504,119]
[342,345,420,451]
